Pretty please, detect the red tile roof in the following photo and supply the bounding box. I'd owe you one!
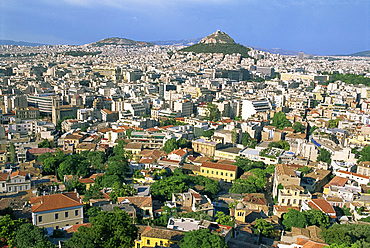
[201,161,237,172]
[308,199,336,215]
[10,171,28,178]
[30,192,83,213]
[28,148,56,154]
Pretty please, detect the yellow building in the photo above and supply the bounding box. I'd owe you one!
[192,138,223,157]
[30,192,83,229]
[124,142,143,161]
[214,147,241,161]
[199,161,238,183]
[277,185,312,207]
[75,143,96,154]
[135,225,184,248]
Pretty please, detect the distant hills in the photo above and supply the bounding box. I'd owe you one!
[0,39,48,47]
[179,30,251,58]
[90,37,153,46]
[347,50,370,57]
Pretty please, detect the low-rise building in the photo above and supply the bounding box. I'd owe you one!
[199,161,238,183]
[30,192,83,229]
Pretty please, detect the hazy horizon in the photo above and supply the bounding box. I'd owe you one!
[1,0,369,55]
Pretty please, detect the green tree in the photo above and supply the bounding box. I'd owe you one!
[162,138,179,153]
[15,223,54,248]
[87,151,106,171]
[80,125,88,132]
[67,208,138,248]
[231,128,238,147]
[254,218,273,238]
[329,118,340,128]
[309,125,319,135]
[293,122,306,133]
[126,129,133,139]
[0,215,27,247]
[65,179,86,194]
[242,132,257,148]
[268,140,290,151]
[8,142,16,164]
[57,154,90,180]
[297,166,312,176]
[215,211,235,227]
[233,156,267,173]
[109,183,136,202]
[38,139,52,148]
[86,206,102,220]
[317,149,331,164]
[229,179,257,194]
[84,185,103,202]
[358,145,370,162]
[180,228,227,248]
[270,112,292,129]
[282,209,308,231]
[203,129,215,138]
[205,103,220,122]
[305,209,329,228]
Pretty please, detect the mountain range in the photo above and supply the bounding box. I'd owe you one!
[0,37,368,57]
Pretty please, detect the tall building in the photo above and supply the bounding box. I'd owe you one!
[241,99,272,120]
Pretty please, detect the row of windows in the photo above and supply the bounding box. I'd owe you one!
[281,198,302,205]
[143,240,164,246]
[201,169,233,178]
[8,185,28,191]
[38,210,79,223]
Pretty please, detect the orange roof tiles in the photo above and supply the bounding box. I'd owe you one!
[30,192,83,213]
[10,171,27,178]
[308,199,335,215]
[201,161,237,172]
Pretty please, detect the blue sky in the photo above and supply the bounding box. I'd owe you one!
[1,0,369,55]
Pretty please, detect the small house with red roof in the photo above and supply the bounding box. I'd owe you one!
[6,170,31,193]
[301,198,337,223]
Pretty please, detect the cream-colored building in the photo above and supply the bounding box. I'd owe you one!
[31,192,83,229]
[277,185,312,207]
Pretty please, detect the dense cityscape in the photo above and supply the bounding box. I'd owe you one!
[0,30,370,248]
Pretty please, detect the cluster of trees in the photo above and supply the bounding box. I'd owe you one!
[67,208,138,248]
[270,112,292,129]
[321,224,370,247]
[242,132,257,148]
[293,122,306,133]
[253,218,274,238]
[162,138,191,153]
[215,211,235,226]
[358,145,370,162]
[180,42,251,58]
[329,118,340,128]
[323,72,370,87]
[230,157,274,194]
[38,139,53,148]
[268,140,290,151]
[0,214,53,248]
[150,169,220,202]
[38,149,107,180]
[203,129,215,138]
[180,228,228,248]
[205,103,220,122]
[159,118,185,127]
[282,209,329,231]
[297,166,312,176]
[317,148,331,164]
[309,125,319,135]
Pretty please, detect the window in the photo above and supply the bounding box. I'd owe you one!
[216,171,218,175]
[293,199,296,204]
[1,183,4,187]
[202,169,204,173]
[230,174,233,177]
[211,171,214,174]
[207,170,209,174]
[282,199,285,204]
[160,241,163,246]
[226,173,228,176]
[137,244,141,248]
[55,213,59,220]
[65,212,69,218]
[147,240,150,245]
[38,216,42,223]
[75,210,79,216]
[221,172,223,176]
[56,226,59,230]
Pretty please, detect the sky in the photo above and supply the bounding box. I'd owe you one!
[0,0,369,55]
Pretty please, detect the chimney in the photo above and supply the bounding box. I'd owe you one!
[74,188,77,193]
[43,191,46,196]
